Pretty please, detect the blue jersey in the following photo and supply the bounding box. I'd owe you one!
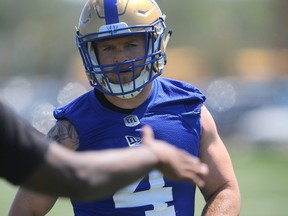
[54,77,206,216]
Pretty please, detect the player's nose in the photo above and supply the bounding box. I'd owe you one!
[114,47,130,63]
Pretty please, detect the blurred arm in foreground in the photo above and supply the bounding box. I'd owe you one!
[1,101,208,201]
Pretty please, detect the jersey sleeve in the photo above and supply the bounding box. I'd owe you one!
[0,102,49,185]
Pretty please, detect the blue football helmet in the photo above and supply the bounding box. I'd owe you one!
[75,0,172,99]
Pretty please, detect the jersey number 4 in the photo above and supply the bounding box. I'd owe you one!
[113,170,176,216]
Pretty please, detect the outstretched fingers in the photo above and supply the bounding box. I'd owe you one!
[141,125,209,187]
[158,148,209,187]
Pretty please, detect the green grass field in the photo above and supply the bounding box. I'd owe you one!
[1,148,288,216]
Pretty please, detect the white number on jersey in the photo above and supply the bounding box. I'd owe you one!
[113,170,176,216]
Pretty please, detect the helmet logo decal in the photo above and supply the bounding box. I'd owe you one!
[124,115,140,127]
[99,22,130,34]
[104,0,119,24]
[137,8,153,17]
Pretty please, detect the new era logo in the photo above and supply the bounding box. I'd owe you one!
[125,136,142,147]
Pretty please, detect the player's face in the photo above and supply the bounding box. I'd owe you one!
[94,34,146,85]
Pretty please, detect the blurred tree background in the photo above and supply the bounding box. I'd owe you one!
[0,0,80,78]
[1,0,288,79]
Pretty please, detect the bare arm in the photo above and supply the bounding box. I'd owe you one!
[199,106,241,216]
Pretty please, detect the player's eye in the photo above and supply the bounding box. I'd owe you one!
[129,43,139,47]
[102,46,114,51]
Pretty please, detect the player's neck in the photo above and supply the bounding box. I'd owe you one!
[104,83,153,109]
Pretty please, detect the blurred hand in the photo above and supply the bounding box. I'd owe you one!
[141,125,209,187]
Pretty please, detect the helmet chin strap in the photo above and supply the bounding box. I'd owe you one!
[104,68,151,99]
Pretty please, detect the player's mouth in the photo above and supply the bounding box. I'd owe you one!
[119,69,132,75]
[118,66,134,75]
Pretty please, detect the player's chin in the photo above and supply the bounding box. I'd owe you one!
[120,76,134,84]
